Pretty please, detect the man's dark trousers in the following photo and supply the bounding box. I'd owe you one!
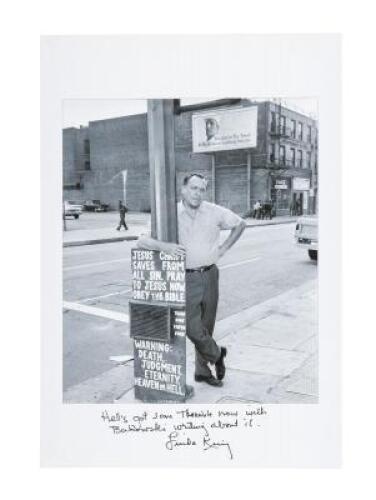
[117,218,128,230]
[185,265,221,377]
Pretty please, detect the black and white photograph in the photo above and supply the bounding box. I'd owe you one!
[62,97,318,404]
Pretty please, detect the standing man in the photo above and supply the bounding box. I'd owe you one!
[117,201,128,231]
[253,200,261,219]
[137,173,246,387]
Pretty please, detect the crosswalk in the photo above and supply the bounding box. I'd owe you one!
[63,301,130,323]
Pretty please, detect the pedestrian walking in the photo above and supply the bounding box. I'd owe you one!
[117,201,128,230]
[137,173,246,389]
[253,200,261,219]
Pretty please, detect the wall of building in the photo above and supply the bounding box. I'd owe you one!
[63,115,150,210]
[265,102,318,215]
[266,101,318,171]
[63,128,77,188]
[63,126,90,201]
[87,115,150,211]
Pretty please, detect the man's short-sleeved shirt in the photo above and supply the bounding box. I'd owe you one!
[178,201,243,269]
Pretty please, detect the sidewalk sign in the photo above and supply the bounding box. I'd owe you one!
[130,249,187,402]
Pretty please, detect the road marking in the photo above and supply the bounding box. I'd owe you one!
[65,255,261,272]
[219,257,260,270]
[63,301,129,323]
[80,289,132,302]
[109,355,134,363]
[64,257,131,271]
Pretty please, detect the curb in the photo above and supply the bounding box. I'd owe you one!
[245,218,296,228]
[63,219,297,248]
[63,235,139,248]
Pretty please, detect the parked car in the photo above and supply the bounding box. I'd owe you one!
[64,200,83,219]
[83,200,109,212]
[295,216,318,261]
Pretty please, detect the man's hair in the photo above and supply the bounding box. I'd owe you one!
[205,117,218,127]
[182,172,207,186]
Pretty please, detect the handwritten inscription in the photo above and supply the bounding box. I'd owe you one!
[101,406,267,460]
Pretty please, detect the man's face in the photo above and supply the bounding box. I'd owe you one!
[182,176,207,209]
[205,119,218,140]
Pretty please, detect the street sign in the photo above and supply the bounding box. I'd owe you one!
[274,180,288,189]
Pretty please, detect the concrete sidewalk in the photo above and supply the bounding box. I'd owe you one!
[64,279,318,405]
[63,212,297,247]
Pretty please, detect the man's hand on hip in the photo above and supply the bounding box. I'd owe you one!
[218,220,246,259]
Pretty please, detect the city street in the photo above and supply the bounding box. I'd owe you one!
[63,222,317,393]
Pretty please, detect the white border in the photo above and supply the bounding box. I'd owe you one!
[41,35,341,467]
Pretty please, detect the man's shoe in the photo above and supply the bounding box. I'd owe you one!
[194,374,223,387]
[215,347,227,381]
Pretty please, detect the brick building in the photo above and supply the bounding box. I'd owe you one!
[63,99,318,215]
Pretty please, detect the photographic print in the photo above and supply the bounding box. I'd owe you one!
[62,97,319,406]
[41,35,340,467]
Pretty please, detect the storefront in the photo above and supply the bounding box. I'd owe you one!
[292,177,311,215]
[271,177,291,215]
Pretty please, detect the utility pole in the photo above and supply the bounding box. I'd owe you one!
[129,99,190,403]
[147,100,178,243]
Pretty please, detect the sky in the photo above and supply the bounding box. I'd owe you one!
[63,97,318,128]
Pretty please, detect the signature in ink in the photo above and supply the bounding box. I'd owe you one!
[165,431,197,450]
[203,435,233,460]
[165,431,234,460]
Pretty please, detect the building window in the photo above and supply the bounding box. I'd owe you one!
[280,115,286,135]
[298,150,303,168]
[84,160,91,171]
[84,139,90,155]
[306,151,311,169]
[307,125,312,143]
[279,145,286,165]
[290,148,296,167]
[269,143,276,163]
[271,111,277,132]
[298,122,303,141]
[291,119,296,138]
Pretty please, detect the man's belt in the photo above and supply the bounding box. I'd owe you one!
[186,264,215,273]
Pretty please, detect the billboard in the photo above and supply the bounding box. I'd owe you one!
[192,106,258,153]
